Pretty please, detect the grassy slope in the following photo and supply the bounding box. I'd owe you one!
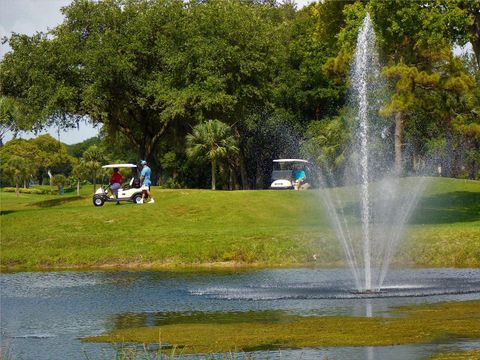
[399,178,480,267]
[1,177,479,270]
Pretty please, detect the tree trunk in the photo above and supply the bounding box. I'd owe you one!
[231,165,241,190]
[471,11,480,70]
[412,150,418,173]
[394,111,404,175]
[471,159,479,180]
[452,142,462,178]
[473,39,480,70]
[239,152,249,190]
[211,158,216,190]
[445,127,454,178]
[255,160,264,189]
[92,171,96,194]
[77,179,80,196]
[233,126,249,190]
[15,180,20,197]
[472,140,480,180]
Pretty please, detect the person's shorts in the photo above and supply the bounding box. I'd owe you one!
[110,183,121,190]
[141,184,150,191]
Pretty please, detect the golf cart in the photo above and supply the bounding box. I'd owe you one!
[92,164,143,206]
[270,159,316,190]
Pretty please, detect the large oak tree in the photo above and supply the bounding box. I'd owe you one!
[0,0,282,183]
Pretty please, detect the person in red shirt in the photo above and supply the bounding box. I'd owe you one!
[109,168,123,205]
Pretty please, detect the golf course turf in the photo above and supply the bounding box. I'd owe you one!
[1,177,479,271]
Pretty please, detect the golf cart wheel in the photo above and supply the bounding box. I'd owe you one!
[93,196,105,207]
[133,194,143,204]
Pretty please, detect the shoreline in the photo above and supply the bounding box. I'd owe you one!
[2,260,478,273]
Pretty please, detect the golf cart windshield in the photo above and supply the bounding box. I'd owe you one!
[101,164,139,186]
[271,159,308,180]
[101,164,137,169]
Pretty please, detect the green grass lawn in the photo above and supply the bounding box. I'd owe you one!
[1,177,479,270]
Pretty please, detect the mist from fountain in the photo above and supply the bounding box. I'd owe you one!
[317,14,427,292]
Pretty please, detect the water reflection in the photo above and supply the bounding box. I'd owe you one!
[106,310,295,331]
[365,300,374,360]
[1,268,479,360]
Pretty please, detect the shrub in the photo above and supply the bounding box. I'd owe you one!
[163,178,182,189]
[53,174,66,187]
[66,176,77,188]
[2,187,56,195]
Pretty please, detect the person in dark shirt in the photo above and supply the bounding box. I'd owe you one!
[109,168,123,205]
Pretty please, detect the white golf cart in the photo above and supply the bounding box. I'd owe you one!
[270,159,315,190]
[92,164,143,206]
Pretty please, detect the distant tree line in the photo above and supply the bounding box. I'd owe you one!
[0,133,107,195]
[1,0,479,190]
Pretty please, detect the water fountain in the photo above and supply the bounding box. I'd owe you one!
[317,14,427,293]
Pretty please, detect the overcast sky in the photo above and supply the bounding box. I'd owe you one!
[1,0,316,144]
[1,0,94,144]
[0,0,72,59]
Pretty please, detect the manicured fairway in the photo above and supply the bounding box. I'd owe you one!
[1,177,479,270]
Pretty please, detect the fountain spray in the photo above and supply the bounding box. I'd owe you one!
[316,14,427,292]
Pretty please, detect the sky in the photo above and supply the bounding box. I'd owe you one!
[0,0,316,144]
[1,0,96,144]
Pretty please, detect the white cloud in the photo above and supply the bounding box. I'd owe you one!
[0,0,70,58]
[295,0,317,8]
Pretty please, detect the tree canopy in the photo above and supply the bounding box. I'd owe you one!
[1,0,479,188]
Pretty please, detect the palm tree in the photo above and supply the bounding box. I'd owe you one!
[71,159,88,196]
[83,145,107,194]
[4,155,36,196]
[0,140,40,196]
[186,120,239,190]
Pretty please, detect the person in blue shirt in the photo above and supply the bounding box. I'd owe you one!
[292,167,306,190]
[139,160,154,204]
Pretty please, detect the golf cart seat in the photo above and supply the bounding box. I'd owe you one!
[121,177,141,190]
[130,177,141,188]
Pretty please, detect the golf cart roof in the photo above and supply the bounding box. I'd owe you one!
[273,159,309,163]
[102,163,137,168]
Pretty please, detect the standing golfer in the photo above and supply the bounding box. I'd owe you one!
[139,160,154,204]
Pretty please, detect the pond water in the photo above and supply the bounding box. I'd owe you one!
[1,268,480,359]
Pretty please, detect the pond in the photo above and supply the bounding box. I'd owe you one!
[1,268,480,359]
